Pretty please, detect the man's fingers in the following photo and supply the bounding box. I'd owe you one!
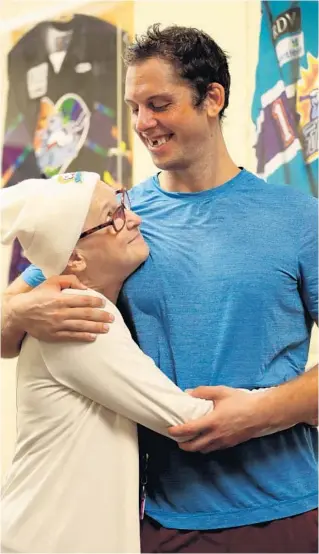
[189,385,230,400]
[46,275,87,291]
[168,414,214,438]
[60,276,87,290]
[59,307,114,323]
[179,435,232,453]
[179,434,214,452]
[54,319,111,334]
[57,294,107,310]
[200,443,221,454]
[53,331,98,342]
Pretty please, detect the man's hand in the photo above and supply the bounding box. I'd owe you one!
[168,385,273,453]
[169,367,318,454]
[9,275,114,343]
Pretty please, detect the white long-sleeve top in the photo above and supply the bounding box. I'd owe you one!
[1,289,212,553]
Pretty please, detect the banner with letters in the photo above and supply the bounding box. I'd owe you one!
[251,0,318,197]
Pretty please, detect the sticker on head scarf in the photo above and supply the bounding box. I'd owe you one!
[57,171,83,183]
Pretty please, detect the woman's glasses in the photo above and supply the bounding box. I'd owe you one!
[79,189,131,240]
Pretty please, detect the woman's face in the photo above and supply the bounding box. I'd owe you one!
[78,181,149,283]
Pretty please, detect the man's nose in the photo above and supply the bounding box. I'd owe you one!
[134,108,157,133]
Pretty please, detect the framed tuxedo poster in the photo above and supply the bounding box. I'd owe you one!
[1,1,134,282]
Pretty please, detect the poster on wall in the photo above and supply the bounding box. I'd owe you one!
[1,1,134,282]
[252,0,318,197]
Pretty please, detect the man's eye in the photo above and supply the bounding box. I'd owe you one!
[151,103,170,112]
[130,107,139,115]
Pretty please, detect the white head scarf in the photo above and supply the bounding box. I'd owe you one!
[0,171,100,277]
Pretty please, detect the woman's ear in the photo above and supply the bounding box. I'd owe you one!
[64,248,87,275]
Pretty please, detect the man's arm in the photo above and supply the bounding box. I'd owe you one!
[168,366,318,453]
[262,364,318,427]
[1,275,114,359]
[1,276,32,358]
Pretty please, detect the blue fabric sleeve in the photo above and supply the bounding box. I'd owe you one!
[22,265,46,287]
[298,198,318,323]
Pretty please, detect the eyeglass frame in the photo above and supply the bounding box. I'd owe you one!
[79,189,131,240]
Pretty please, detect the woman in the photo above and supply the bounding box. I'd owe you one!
[0,171,213,553]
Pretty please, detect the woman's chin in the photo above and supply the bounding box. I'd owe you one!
[128,244,150,276]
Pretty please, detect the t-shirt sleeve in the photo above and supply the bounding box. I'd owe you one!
[297,198,318,324]
[40,293,212,441]
[22,265,46,287]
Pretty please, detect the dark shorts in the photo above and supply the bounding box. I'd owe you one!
[140,509,318,553]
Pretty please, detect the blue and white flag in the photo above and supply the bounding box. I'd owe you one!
[252,1,318,196]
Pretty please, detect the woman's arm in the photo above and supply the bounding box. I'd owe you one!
[41,292,212,441]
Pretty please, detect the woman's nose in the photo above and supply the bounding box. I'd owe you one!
[125,209,142,228]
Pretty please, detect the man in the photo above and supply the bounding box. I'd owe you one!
[2,24,318,553]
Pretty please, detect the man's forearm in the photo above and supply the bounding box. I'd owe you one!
[258,366,318,435]
[1,294,26,358]
[168,366,318,452]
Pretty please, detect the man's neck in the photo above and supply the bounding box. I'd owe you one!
[159,162,240,194]
[158,134,240,193]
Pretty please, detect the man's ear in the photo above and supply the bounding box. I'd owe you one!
[205,83,225,118]
[64,249,87,275]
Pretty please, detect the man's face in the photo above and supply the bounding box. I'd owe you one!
[125,57,213,171]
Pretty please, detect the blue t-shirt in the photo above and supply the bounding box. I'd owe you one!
[23,169,318,530]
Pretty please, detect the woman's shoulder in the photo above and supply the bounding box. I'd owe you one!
[61,288,123,320]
